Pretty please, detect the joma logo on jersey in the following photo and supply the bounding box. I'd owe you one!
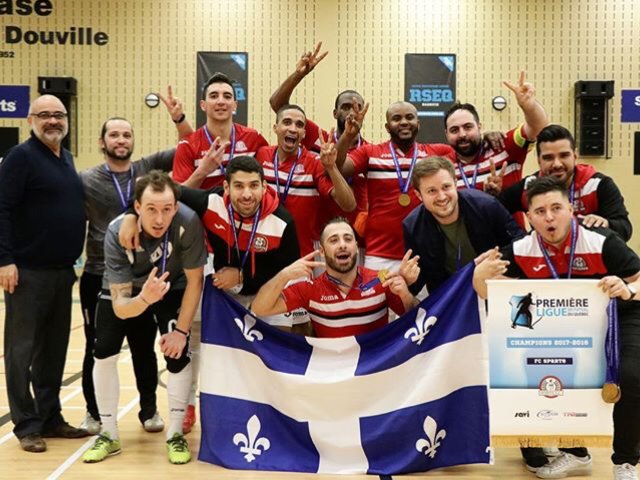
[320,295,339,301]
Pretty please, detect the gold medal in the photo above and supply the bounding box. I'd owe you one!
[398,193,411,207]
[601,382,621,403]
[377,269,389,283]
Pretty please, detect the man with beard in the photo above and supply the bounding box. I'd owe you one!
[444,71,548,196]
[78,113,187,435]
[336,101,451,272]
[251,218,419,337]
[172,72,268,189]
[255,104,356,256]
[403,156,523,295]
[474,176,640,480]
[0,95,89,452]
[499,124,632,241]
[268,42,370,235]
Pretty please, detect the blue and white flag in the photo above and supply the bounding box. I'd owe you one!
[198,264,491,475]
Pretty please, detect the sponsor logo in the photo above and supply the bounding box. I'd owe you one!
[253,236,268,252]
[294,164,305,174]
[537,409,559,420]
[532,264,547,272]
[236,140,248,151]
[538,375,564,399]
[213,223,226,230]
[361,288,376,297]
[320,295,339,301]
[514,411,530,418]
[563,412,588,417]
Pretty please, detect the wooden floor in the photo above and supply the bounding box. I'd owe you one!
[0,284,619,479]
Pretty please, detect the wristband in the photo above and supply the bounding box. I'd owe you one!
[172,113,186,124]
[174,327,189,336]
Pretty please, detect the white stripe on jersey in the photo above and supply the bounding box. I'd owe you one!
[263,168,315,184]
[580,177,601,196]
[309,308,387,328]
[309,293,387,313]
[205,194,288,236]
[455,161,521,187]
[369,156,427,168]
[513,228,607,257]
[368,171,411,181]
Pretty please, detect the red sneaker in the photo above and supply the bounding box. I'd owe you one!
[182,404,196,434]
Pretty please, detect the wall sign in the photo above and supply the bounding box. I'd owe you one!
[0,84,29,117]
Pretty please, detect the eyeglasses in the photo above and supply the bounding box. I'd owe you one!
[30,111,68,120]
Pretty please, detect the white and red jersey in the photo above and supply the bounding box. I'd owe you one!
[447,124,533,192]
[349,141,451,259]
[305,118,369,229]
[173,123,268,190]
[281,266,406,338]
[503,224,640,280]
[256,145,335,256]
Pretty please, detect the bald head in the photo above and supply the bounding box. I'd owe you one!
[385,101,420,146]
[385,101,417,121]
[27,95,69,153]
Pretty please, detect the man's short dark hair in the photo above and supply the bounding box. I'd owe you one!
[536,124,576,156]
[134,170,180,203]
[276,104,306,122]
[411,156,456,190]
[444,102,480,129]
[334,90,363,110]
[225,155,264,182]
[100,117,131,142]
[319,216,356,243]
[201,72,235,100]
[525,176,568,206]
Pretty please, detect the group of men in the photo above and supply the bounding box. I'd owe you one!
[1,41,639,480]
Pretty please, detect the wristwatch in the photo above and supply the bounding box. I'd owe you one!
[627,283,637,300]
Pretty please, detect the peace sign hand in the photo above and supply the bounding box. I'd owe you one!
[140,267,171,304]
[197,137,231,176]
[483,159,507,196]
[296,42,328,76]
[319,127,338,170]
[158,85,185,123]
[283,250,325,281]
[343,98,370,138]
[398,249,420,286]
[503,70,536,108]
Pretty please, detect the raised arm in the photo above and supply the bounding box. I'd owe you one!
[335,100,369,178]
[503,70,548,140]
[269,42,328,112]
[320,127,356,212]
[159,85,195,139]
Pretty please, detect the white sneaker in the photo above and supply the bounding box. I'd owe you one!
[143,412,165,433]
[80,413,101,435]
[536,452,592,479]
[614,463,639,480]
[543,447,561,457]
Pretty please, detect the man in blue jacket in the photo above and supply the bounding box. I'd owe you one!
[403,156,524,295]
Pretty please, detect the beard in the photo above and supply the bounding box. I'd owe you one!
[454,137,482,157]
[105,145,133,161]
[325,251,358,274]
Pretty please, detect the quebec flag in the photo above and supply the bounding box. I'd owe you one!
[198,263,491,475]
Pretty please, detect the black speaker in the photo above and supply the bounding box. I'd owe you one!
[634,132,640,176]
[0,127,20,161]
[574,81,614,157]
[37,76,78,155]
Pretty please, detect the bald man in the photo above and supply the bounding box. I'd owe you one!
[0,95,89,452]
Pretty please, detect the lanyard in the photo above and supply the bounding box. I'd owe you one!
[388,143,418,195]
[158,231,169,274]
[333,130,362,149]
[326,268,384,292]
[569,177,577,207]
[457,162,479,189]
[203,124,236,174]
[536,218,578,279]
[104,164,134,212]
[273,147,302,204]
[605,299,620,386]
[227,203,261,271]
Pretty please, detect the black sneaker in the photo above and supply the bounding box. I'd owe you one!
[521,447,550,472]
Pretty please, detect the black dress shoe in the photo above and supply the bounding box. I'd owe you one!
[19,433,47,452]
[521,447,550,472]
[42,422,90,438]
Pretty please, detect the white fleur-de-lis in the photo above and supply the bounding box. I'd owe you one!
[415,416,447,459]
[234,314,264,342]
[233,415,271,462]
[404,308,437,345]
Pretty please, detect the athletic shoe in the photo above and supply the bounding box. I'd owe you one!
[82,433,121,463]
[536,452,592,479]
[614,463,639,480]
[522,447,549,472]
[166,433,191,464]
[543,447,561,457]
[143,411,165,433]
[19,433,47,453]
[182,404,196,434]
[80,413,101,436]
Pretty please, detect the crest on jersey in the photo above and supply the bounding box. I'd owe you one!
[253,235,268,252]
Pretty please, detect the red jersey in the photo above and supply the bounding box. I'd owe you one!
[305,118,369,228]
[281,266,406,338]
[349,141,451,259]
[447,125,533,192]
[255,145,335,256]
[173,123,268,190]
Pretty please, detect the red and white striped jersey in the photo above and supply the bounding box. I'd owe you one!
[173,123,268,190]
[281,266,406,338]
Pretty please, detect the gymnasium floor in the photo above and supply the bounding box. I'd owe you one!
[0,284,614,479]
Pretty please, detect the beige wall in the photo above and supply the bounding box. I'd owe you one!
[1,0,639,248]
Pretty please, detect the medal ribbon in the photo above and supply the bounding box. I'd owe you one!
[333,130,362,149]
[227,203,261,273]
[159,231,169,274]
[536,218,578,279]
[203,124,236,174]
[326,268,381,291]
[388,143,418,195]
[457,162,480,189]
[604,299,620,387]
[104,164,134,212]
[273,147,302,204]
